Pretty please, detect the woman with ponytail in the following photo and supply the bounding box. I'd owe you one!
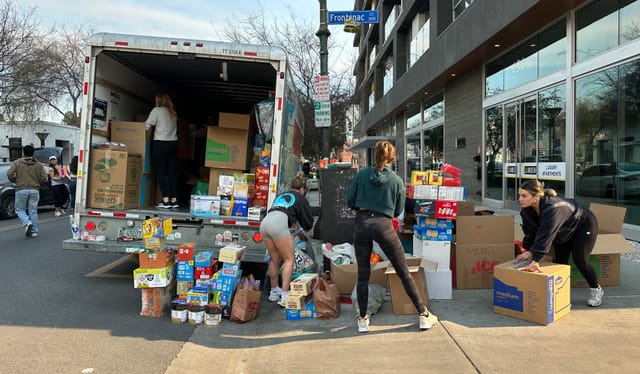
[516,179,603,307]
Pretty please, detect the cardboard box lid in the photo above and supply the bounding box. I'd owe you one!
[592,233,635,254]
[385,257,438,274]
[456,215,515,245]
[589,203,626,234]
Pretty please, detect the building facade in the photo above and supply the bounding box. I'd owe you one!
[350,0,640,235]
[0,121,80,163]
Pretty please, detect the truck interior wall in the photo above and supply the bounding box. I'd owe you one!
[95,54,162,122]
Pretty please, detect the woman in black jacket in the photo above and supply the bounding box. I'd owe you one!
[515,179,603,307]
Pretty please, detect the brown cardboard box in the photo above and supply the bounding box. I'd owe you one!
[386,257,437,314]
[204,127,249,170]
[453,215,515,289]
[88,149,142,209]
[208,168,243,195]
[219,112,251,130]
[110,121,152,173]
[330,261,389,295]
[138,250,175,269]
[493,261,571,325]
[571,203,634,287]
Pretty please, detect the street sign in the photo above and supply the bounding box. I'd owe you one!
[313,75,330,101]
[314,101,331,128]
[327,10,379,25]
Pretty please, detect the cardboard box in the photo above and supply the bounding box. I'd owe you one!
[290,273,319,296]
[426,269,452,300]
[88,149,142,209]
[386,257,437,314]
[453,215,515,289]
[330,261,389,295]
[190,195,221,217]
[133,263,176,288]
[494,261,571,325]
[142,217,173,239]
[109,121,152,172]
[219,112,251,130]
[413,238,451,268]
[144,237,167,251]
[138,250,175,269]
[204,127,249,170]
[176,280,193,297]
[140,282,176,317]
[285,300,316,320]
[284,293,314,310]
[572,203,634,287]
[177,242,196,261]
[218,245,246,263]
[176,260,194,281]
[208,168,243,195]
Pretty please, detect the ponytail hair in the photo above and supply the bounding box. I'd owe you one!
[291,171,306,190]
[374,140,396,170]
[519,179,557,197]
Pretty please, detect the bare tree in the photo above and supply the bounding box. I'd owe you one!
[0,0,43,120]
[222,5,355,161]
[19,23,92,126]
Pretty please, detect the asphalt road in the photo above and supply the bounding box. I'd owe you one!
[0,208,193,373]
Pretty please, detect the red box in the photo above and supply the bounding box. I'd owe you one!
[195,260,220,280]
[435,200,459,220]
[138,250,175,269]
[442,177,461,186]
[255,166,270,184]
[176,242,196,261]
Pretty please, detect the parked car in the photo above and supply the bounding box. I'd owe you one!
[0,160,70,219]
[576,162,640,198]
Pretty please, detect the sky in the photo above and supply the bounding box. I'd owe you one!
[22,0,358,71]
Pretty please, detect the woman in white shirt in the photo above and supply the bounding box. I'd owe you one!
[145,92,179,208]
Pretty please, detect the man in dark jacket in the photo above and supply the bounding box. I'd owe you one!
[7,145,49,237]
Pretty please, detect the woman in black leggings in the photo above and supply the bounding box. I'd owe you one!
[516,179,603,307]
[347,140,437,333]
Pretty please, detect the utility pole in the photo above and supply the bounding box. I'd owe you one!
[317,0,330,159]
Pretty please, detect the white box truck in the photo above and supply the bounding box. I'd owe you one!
[63,33,306,262]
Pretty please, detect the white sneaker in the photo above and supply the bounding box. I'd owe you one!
[277,291,290,308]
[54,211,62,217]
[31,232,39,238]
[268,287,282,302]
[419,311,438,330]
[357,315,370,333]
[587,285,604,307]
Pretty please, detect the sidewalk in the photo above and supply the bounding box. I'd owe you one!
[165,202,640,374]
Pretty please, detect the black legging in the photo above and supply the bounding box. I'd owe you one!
[353,210,426,317]
[553,210,599,288]
[152,140,178,199]
[51,184,68,209]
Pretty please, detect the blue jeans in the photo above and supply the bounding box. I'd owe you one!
[15,189,40,233]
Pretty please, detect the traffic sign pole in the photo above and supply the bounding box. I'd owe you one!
[317,0,330,159]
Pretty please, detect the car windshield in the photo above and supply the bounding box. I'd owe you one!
[620,162,640,172]
[0,164,9,184]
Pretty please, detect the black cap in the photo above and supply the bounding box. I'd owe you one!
[23,145,35,157]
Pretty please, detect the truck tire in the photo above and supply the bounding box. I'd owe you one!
[0,194,17,219]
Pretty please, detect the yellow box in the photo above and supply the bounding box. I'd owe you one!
[285,293,313,310]
[411,171,429,185]
[289,273,319,296]
[427,170,443,185]
[218,245,246,263]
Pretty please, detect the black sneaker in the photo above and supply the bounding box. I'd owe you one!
[25,223,33,237]
[170,200,179,208]
[156,201,171,209]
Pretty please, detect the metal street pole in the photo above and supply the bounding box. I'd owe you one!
[317,0,330,159]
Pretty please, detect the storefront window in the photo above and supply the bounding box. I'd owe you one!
[576,0,640,62]
[423,126,443,170]
[407,107,421,130]
[485,106,503,199]
[424,96,444,122]
[406,132,421,176]
[575,60,640,225]
[486,20,566,97]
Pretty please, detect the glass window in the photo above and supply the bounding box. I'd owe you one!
[406,132,421,177]
[409,17,430,68]
[368,80,375,111]
[485,106,504,199]
[407,106,421,130]
[486,20,566,97]
[423,95,444,122]
[453,0,475,20]
[383,58,394,95]
[576,0,640,62]
[423,126,444,170]
[576,0,619,62]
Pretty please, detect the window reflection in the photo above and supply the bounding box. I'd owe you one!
[485,106,503,199]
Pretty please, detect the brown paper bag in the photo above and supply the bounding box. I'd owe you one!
[231,275,261,323]
[313,272,341,319]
